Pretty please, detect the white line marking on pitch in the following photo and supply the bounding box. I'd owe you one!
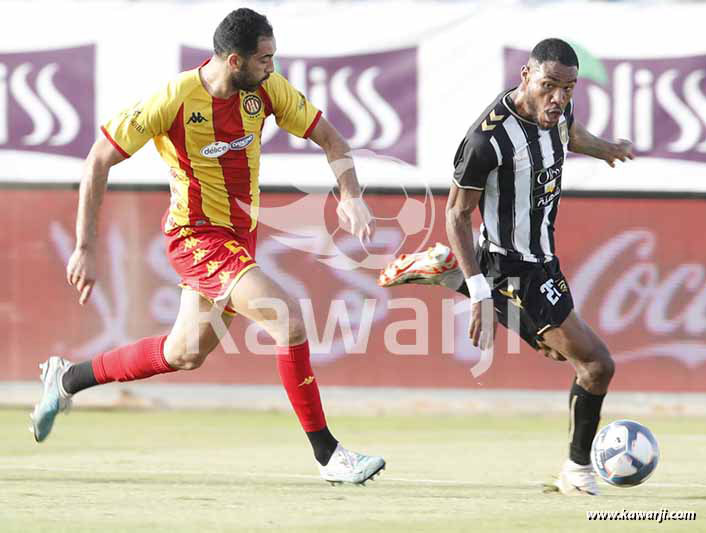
[2,465,706,489]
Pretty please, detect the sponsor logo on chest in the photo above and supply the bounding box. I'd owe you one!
[532,158,564,209]
[200,134,255,158]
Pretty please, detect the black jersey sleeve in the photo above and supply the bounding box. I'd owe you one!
[452,132,499,190]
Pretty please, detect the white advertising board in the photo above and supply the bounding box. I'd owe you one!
[1,1,705,192]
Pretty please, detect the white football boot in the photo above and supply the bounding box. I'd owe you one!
[377,243,463,289]
[319,443,386,486]
[546,459,600,496]
[30,356,73,442]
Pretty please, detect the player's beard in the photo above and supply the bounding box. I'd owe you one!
[230,69,266,93]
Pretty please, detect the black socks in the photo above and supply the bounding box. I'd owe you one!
[306,426,339,466]
[61,361,99,395]
[569,378,605,465]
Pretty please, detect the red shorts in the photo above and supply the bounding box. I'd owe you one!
[165,222,259,315]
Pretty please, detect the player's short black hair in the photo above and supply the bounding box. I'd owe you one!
[213,8,273,58]
[530,38,579,70]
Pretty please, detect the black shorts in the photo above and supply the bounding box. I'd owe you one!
[476,245,574,350]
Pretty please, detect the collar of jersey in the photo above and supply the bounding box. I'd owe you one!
[502,88,542,127]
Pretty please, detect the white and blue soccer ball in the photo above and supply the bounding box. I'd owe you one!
[591,419,660,487]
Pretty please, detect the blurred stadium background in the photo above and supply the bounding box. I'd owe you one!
[1,1,705,531]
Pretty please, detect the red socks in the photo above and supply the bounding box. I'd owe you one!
[276,341,327,432]
[92,335,175,384]
[90,336,327,434]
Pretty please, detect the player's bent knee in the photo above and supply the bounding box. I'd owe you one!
[264,323,306,347]
[598,353,615,384]
[285,317,307,346]
[592,341,614,382]
[163,342,213,371]
[579,350,614,389]
[166,352,208,371]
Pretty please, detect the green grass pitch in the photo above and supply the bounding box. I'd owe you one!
[1,409,704,532]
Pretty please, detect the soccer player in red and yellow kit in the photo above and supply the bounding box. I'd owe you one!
[31,8,385,485]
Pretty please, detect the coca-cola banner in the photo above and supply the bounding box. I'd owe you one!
[2,189,704,391]
[1,1,705,192]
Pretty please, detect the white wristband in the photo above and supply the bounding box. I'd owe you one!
[466,274,492,304]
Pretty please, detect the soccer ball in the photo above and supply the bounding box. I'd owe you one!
[591,420,660,487]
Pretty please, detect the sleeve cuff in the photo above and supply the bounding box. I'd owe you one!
[452,177,484,191]
[303,110,322,139]
[100,126,131,159]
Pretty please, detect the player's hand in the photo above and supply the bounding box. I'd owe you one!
[337,196,374,244]
[66,247,97,305]
[469,298,498,350]
[604,139,635,168]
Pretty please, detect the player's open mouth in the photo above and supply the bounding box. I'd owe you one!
[546,109,561,119]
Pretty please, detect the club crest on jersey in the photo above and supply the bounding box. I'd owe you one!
[200,134,254,158]
[242,94,263,116]
[559,121,569,145]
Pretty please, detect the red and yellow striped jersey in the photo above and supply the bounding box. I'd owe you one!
[101,62,321,232]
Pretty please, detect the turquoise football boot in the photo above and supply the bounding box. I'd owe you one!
[318,443,386,485]
[30,356,73,442]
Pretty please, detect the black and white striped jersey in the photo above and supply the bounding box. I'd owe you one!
[452,89,574,263]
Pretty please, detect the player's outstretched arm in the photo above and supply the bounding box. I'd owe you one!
[445,185,497,349]
[568,120,635,167]
[308,116,373,243]
[67,137,126,305]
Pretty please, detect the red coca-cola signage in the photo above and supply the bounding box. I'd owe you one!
[1,190,704,391]
[562,198,706,386]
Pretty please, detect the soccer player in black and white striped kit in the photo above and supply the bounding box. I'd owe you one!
[379,38,634,495]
